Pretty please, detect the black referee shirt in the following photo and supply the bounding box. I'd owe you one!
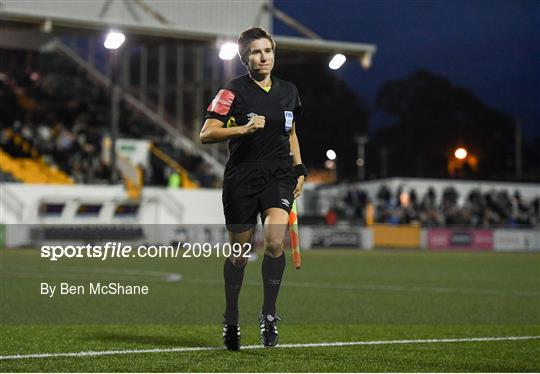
[205,74,302,165]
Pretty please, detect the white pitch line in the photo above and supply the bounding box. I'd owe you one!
[4,266,182,282]
[183,279,540,297]
[4,267,538,296]
[281,281,540,297]
[8,265,182,278]
[1,335,539,361]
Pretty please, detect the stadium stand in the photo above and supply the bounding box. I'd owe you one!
[304,182,540,229]
[371,185,539,228]
[0,48,215,187]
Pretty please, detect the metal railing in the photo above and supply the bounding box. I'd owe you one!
[48,39,226,178]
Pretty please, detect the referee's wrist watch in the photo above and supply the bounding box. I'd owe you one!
[294,164,308,178]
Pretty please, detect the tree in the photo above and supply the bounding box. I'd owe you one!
[369,70,516,179]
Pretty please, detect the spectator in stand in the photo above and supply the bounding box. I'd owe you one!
[325,207,337,226]
[369,185,538,228]
[1,49,217,187]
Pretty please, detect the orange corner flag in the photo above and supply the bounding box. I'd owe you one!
[288,200,301,269]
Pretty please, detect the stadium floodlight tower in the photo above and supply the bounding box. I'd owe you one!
[104,30,126,184]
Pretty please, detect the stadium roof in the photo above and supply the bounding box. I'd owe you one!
[0,1,377,64]
[276,35,376,55]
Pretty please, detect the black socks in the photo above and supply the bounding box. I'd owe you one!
[261,253,286,316]
[223,258,246,324]
[223,253,286,323]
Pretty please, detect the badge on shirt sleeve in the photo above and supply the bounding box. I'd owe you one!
[207,89,235,116]
[284,111,294,132]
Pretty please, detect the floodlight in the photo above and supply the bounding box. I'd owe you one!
[219,42,238,60]
[326,149,337,160]
[329,53,346,70]
[104,31,125,50]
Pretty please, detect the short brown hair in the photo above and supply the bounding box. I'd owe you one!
[237,27,276,65]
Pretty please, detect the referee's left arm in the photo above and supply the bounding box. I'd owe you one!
[289,122,305,199]
[289,122,303,167]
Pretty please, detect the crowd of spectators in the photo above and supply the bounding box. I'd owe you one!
[0,48,217,187]
[331,185,540,228]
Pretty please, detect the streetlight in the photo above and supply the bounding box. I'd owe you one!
[325,149,337,181]
[454,147,467,160]
[448,146,478,177]
[355,136,368,181]
[104,30,126,184]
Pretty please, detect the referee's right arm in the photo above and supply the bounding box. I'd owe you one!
[200,116,265,144]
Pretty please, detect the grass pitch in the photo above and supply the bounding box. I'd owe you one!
[1,248,539,372]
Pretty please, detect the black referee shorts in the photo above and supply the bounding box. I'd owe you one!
[222,158,297,233]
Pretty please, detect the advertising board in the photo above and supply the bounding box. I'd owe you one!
[427,229,493,250]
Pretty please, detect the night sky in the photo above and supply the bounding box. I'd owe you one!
[273,0,540,141]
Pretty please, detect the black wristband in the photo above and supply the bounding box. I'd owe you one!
[294,164,308,177]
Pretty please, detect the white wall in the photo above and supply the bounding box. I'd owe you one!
[0,183,224,225]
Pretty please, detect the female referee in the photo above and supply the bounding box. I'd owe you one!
[200,27,307,351]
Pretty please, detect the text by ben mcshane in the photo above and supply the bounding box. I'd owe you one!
[40,282,149,297]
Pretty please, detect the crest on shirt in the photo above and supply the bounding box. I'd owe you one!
[284,111,294,132]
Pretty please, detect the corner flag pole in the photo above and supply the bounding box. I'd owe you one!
[288,200,301,269]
